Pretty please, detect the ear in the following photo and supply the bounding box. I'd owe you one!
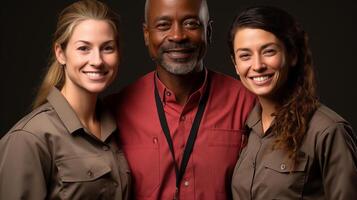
[55,43,66,65]
[206,19,213,45]
[231,55,240,76]
[143,23,149,46]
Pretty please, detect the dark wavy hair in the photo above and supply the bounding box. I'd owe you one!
[228,6,319,163]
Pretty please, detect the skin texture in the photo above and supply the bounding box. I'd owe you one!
[56,19,119,96]
[143,0,211,105]
[55,19,119,137]
[233,28,288,99]
[233,28,290,131]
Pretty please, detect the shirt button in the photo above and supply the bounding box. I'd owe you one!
[87,170,93,177]
[184,180,189,187]
[166,91,171,96]
[102,145,109,151]
[280,163,286,170]
[153,137,158,144]
[180,116,185,121]
[113,181,118,187]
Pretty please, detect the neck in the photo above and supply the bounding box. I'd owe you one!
[61,85,100,137]
[157,66,205,105]
[258,97,279,133]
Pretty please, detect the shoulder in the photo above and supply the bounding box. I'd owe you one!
[106,71,155,106]
[310,105,350,132]
[208,69,255,99]
[5,102,60,140]
[308,104,355,143]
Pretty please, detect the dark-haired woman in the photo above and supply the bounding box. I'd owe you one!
[229,6,357,199]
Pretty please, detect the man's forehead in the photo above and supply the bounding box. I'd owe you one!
[146,0,209,22]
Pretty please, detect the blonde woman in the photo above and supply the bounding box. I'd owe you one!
[0,0,130,199]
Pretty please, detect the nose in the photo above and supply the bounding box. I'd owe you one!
[252,55,267,72]
[89,49,103,67]
[168,23,187,43]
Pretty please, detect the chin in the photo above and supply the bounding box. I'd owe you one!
[83,85,108,94]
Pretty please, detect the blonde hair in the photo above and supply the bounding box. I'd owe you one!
[33,0,120,109]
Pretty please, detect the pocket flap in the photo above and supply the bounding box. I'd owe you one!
[208,128,246,146]
[56,155,111,182]
[264,150,308,173]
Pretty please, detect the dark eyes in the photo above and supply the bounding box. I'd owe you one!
[76,45,116,53]
[263,49,277,56]
[102,45,115,53]
[156,22,171,31]
[77,46,90,51]
[183,19,201,29]
[155,19,201,31]
[239,53,251,61]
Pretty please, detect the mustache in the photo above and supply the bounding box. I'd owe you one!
[159,42,197,52]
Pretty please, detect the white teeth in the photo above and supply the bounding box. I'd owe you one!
[84,72,104,77]
[252,76,269,82]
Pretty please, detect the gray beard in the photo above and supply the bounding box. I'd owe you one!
[158,57,199,75]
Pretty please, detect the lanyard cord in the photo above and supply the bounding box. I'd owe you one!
[154,76,210,198]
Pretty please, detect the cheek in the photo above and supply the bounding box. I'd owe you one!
[65,51,86,67]
[105,55,120,69]
[234,59,250,76]
[267,56,285,71]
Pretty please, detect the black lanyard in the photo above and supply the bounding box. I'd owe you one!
[154,76,209,200]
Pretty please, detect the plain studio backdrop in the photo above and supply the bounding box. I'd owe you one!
[1,0,356,137]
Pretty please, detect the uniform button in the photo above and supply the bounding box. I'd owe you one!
[102,145,109,151]
[153,137,158,144]
[184,180,189,187]
[180,116,185,121]
[280,163,286,170]
[166,91,171,96]
[113,181,118,187]
[87,170,93,177]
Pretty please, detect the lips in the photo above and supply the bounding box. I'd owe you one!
[82,70,109,80]
[249,74,274,86]
[164,48,195,59]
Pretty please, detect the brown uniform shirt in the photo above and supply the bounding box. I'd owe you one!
[0,88,131,200]
[232,104,357,200]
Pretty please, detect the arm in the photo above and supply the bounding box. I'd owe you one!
[0,130,51,200]
[317,122,357,200]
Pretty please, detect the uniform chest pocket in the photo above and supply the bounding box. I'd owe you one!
[56,155,113,199]
[56,155,111,182]
[261,151,309,199]
[208,128,245,147]
[206,129,245,193]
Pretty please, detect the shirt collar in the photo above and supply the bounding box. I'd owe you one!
[246,103,276,137]
[246,103,262,127]
[154,68,209,105]
[47,87,116,140]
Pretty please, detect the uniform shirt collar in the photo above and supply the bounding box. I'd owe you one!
[245,103,275,137]
[154,68,209,106]
[47,87,116,141]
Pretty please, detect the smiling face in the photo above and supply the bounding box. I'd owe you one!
[56,19,119,95]
[144,0,210,75]
[233,28,289,99]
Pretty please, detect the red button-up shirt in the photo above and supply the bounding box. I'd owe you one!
[111,69,255,200]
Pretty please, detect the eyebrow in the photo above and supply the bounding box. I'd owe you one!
[153,15,200,23]
[74,40,116,45]
[235,42,280,53]
[153,16,171,23]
